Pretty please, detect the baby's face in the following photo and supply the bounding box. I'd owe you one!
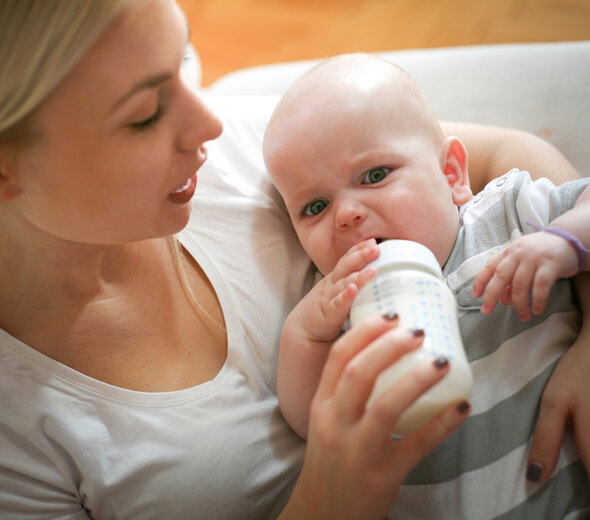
[264,57,471,274]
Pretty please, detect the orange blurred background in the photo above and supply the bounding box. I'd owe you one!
[177,0,590,86]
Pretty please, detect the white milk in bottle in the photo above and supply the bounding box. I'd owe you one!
[349,240,472,436]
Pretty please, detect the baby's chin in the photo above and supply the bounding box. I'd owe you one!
[317,260,337,276]
[308,257,331,276]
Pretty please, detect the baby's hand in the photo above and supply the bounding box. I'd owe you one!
[304,239,380,341]
[472,231,579,320]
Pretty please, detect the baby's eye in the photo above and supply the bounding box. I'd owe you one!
[362,167,390,184]
[303,199,329,217]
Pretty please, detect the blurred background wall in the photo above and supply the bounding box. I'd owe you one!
[177,0,590,86]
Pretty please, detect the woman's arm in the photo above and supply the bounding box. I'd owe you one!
[443,122,590,483]
[441,123,581,193]
[526,272,590,482]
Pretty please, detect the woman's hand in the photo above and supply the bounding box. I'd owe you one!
[527,272,590,482]
[526,334,590,483]
[281,314,470,520]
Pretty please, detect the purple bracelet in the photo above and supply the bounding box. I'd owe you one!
[527,220,589,274]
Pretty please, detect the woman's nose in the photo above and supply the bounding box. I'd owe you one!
[334,197,368,230]
[176,86,223,152]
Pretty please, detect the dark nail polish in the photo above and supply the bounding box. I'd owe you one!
[457,401,470,414]
[526,462,543,482]
[382,311,399,321]
[433,356,449,369]
[410,328,424,337]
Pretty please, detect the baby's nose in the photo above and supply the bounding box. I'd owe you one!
[334,198,368,230]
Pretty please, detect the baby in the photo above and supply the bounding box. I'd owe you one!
[263,53,590,518]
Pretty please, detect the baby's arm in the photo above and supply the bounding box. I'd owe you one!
[473,184,590,320]
[277,240,380,438]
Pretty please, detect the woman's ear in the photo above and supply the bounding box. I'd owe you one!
[0,151,23,201]
[441,136,472,205]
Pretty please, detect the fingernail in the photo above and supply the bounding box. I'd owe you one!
[382,311,399,321]
[457,401,470,414]
[526,462,543,482]
[433,356,449,369]
[410,328,424,337]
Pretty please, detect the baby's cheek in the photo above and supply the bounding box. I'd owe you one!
[309,246,335,277]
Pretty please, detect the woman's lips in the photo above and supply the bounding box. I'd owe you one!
[167,173,197,204]
[167,146,208,204]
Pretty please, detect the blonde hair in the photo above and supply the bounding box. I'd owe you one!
[0,0,135,142]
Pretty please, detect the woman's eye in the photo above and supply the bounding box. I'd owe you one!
[182,46,193,67]
[363,167,390,184]
[303,199,329,217]
[130,105,164,131]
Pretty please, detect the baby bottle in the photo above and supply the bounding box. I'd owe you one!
[349,239,472,436]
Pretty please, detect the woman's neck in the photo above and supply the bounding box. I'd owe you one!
[0,220,169,345]
[0,210,228,391]
[3,237,154,301]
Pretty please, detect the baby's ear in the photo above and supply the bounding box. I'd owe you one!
[441,136,472,205]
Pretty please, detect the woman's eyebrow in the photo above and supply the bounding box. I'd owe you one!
[112,72,173,111]
[182,12,192,43]
[112,12,191,112]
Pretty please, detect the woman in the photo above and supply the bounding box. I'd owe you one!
[0,1,587,518]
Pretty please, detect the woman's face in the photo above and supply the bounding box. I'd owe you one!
[5,0,222,245]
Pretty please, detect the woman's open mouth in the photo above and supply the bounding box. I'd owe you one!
[167,174,197,204]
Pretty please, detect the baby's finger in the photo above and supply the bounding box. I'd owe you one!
[321,265,376,310]
[332,326,424,422]
[473,265,495,298]
[473,250,505,297]
[315,313,400,401]
[530,266,558,315]
[480,255,518,314]
[330,266,378,308]
[346,265,378,291]
[508,262,535,321]
[330,239,379,281]
[326,282,359,319]
[498,285,513,307]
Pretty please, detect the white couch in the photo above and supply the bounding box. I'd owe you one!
[192,41,590,178]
